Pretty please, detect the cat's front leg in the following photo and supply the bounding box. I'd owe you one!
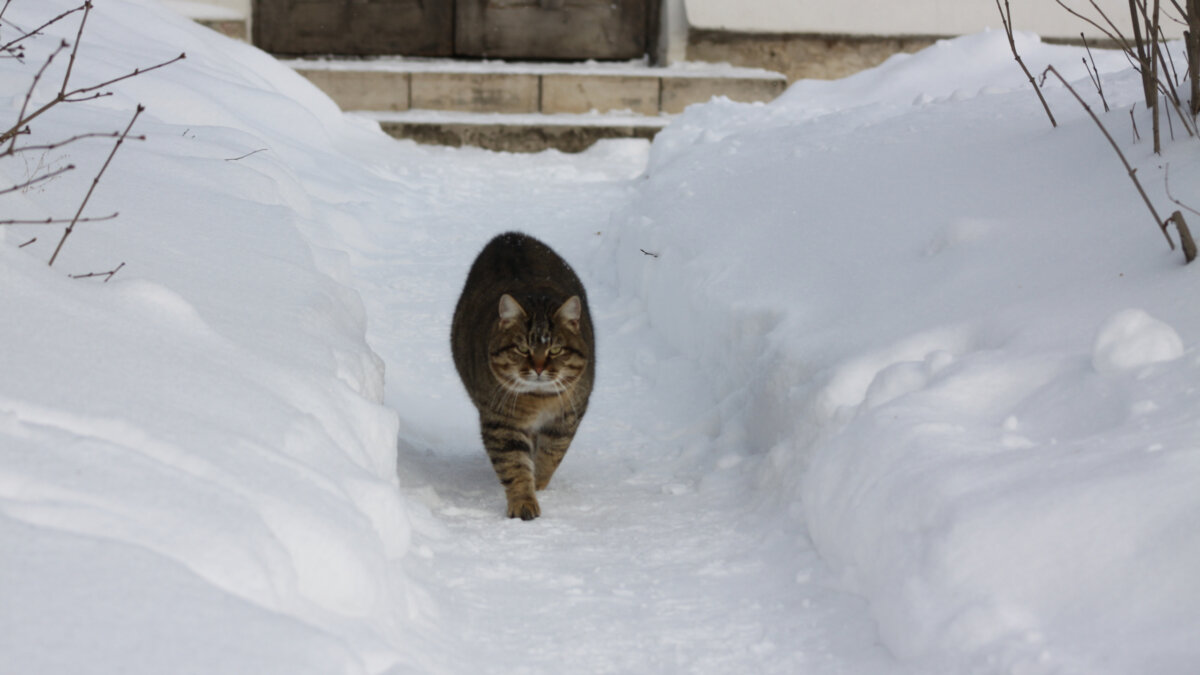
[534,426,575,491]
[481,418,540,520]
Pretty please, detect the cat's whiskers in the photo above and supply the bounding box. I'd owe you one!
[565,384,580,419]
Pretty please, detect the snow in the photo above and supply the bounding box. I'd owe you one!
[281,55,787,81]
[2,2,1199,674]
[1092,308,1185,373]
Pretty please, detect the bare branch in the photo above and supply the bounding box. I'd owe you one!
[59,1,90,96]
[1165,163,1200,218]
[70,261,124,282]
[48,104,143,266]
[3,40,68,151]
[60,90,111,104]
[0,162,74,195]
[224,148,268,162]
[0,51,182,148]
[10,130,143,154]
[1056,0,1137,54]
[63,51,185,100]
[0,212,117,226]
[1082,33,1111,112]
[1042,65,1175,250]
[997,0,1057,127]
[0,2,86,54]
[1151,0,1162,153]
[1167,211,1197,261]
[1186,0,1200,116]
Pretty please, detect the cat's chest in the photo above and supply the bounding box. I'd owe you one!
[506,395,563,432]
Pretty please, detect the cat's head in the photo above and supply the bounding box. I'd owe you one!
[489,293,588,394]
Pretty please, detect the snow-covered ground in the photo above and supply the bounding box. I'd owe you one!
[2,2,1198,673]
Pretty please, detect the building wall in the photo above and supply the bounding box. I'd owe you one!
[683,0,1184,40]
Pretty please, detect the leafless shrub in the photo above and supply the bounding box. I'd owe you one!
[0,1,184,271]
[1043,65,1196,261]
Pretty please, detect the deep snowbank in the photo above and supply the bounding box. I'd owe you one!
[4,3,1199,672]
[609,31,1200,674]
[0,2,424,672]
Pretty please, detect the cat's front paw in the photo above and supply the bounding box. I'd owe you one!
[506,495,541,521]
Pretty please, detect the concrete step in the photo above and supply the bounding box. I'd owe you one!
[358,109,670,153]
[286,58,787,116]
[284,57,787,152]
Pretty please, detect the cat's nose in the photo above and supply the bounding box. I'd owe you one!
[532,355,547,374]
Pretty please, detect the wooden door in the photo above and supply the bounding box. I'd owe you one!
[253,0,652,60]
[455,0,648,60]
[253,0,455,56]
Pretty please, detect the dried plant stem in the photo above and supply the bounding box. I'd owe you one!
[0,51,183,147]
[1165,163,1200,218]
[0,3,86,54]
[1163,165,1200,263]
[1,2,184,269]
[1056,0,1137,57]
[0,163,74,195]
[10,130,137,154]
[1151,0,1162,153]
[59,0,90,97]
[1132,0,1157,105]
[47,105,143,267]
[70,261,124,282]
[1082,33,1111,112]
[0,213,117,226]
[1042,65,1175,250]
[1188,0,1200,115]
[997,0,1057,127]
[224,148,268,161]
[1167,211,1197,261]
[8,41,68,153]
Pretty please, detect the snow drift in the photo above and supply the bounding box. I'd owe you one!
[0,2,426,673]
[610,29,1200,675]
[1,3,1198,674]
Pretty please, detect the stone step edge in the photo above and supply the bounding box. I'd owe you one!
[282,56,787,82]
[358,110,670,153]
[296,66,786,115]
[356,109,673,128]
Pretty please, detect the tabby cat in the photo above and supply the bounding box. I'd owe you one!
[450,232,595,520]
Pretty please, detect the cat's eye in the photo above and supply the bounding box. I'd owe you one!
[549,345,563,356]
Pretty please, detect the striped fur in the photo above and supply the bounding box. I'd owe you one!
[451,232,594,520]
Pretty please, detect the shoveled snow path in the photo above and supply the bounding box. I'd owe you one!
[338,139,905,673]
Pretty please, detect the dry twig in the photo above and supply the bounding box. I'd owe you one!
[70,260,124,282]
[225,148,268,162]
[0,2,183,268]
[997,0,1057,127]
[0,213,117,226]
[1042,65,1176,250]
[47,105,143,266]
[1082,33,1112,112]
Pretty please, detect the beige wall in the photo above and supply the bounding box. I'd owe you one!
[683,0,1185,39]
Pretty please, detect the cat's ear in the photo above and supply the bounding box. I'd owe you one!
[556,296,582,333]
[498,294,526,328]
